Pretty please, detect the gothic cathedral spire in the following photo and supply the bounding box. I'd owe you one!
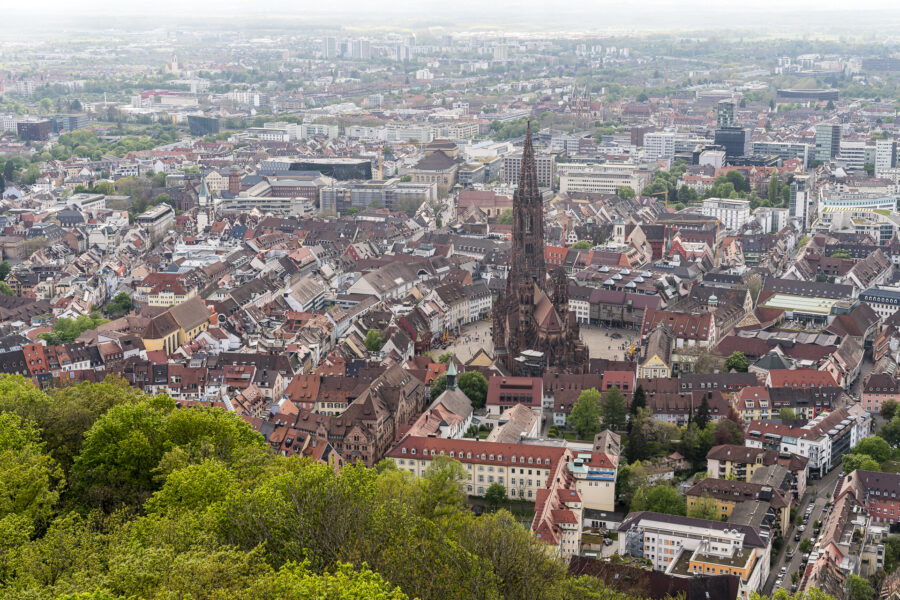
[509,120,546,287]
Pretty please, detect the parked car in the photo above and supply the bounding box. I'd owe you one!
[603,538,613,546]
[786,549,794,559]
[780,567,787,575]
[798,525,806,532]
[795,533,801,541]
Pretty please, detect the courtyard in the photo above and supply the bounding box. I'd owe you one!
[441,320,640,364]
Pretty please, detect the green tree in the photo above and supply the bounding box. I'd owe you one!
[3,160,15,183]
[458,371,489,409]
[0,173,4,195]
[879,415,900,448]
[617,185,635,199]
[416,455,467,521]
[687,493,720,520]
[484,482,507,509]
[724,351,749,373]
[695,396,711,430]
[570,240,592,249]
[677,185,698,205]
[0,282,13,296]
[430,373,447,399]
[847,574,876,600]
[364,329,383,353]
[626,408,651,464]
[630,385,646,414]
[568,388,603,439]
[437,352,453,363]
[881,399,898,421]
[714,419,745,445]
[497,208,513,225]
[841,453,881,473]
[830,249,852,259]
[0,260,10,282]
[38,313,109,345]
[103,292,133,318]
[768,173,779,202]
[0,412,64,531]
[779,407,798,420]
[852,437,892,463]
[631,484,686,516]
[601,386,628,432]
[799,538,813,554]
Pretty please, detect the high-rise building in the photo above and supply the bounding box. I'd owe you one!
[322,36,337,59]
[643,132,676,160]
[351,39,371,60]
[492,123,587,374]
[503,152,555,187]
[815,123,842,163]
[714,127,750,158]
[875,139,897,177]
[716,99,735,129]
[187,115,220,137]
[789,175,814,231]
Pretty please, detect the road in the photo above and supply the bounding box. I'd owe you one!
[762,466,843,596]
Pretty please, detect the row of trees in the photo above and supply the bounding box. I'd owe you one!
[0,374,645,600]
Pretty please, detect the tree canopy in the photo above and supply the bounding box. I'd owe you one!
[569,388,603,439]
[0,374,658,600]
[723,351,749,373]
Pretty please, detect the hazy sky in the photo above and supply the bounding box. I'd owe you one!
[5,0,900,33]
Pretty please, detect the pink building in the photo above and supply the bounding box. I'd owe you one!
[861,372,900,414]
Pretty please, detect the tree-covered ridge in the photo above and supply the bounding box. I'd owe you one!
[0,374,647,600]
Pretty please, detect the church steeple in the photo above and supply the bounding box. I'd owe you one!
[509,121,546,286]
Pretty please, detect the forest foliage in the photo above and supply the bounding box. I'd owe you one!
[0,374,649,600]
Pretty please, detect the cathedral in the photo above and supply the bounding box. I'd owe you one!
[493,123,588,374]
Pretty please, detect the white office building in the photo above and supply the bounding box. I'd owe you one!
[618,512,771,600]
[644,132,676,160]
[701,198,752,231]
[875,139,898,177]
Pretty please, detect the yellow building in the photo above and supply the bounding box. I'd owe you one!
[686,478,791,538]
[142,297,213,355]
[639,324,672,379]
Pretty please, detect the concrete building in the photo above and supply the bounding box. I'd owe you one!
[751,142,811,167]
[319,178,436,215]
[559,163,651,195]
[644,132,676,160]
[789,175,815,231]
[837,141,870,171]
[815,123,842,163]
[701,198,751,231]
[875,139,898,177]
[134,204,175,244]
[618,512,771,600]
[503,152,555,187]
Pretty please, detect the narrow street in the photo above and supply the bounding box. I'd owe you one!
[762,467,843,595]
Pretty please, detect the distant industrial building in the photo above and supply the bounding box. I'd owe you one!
[51,114,89,133]
[16,119,52,141]
[776,88,839,101]
[261,157,373,181]
[319,178,436,215]
[187,115,220,137]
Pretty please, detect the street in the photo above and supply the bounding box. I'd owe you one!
[762,466,843,596]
